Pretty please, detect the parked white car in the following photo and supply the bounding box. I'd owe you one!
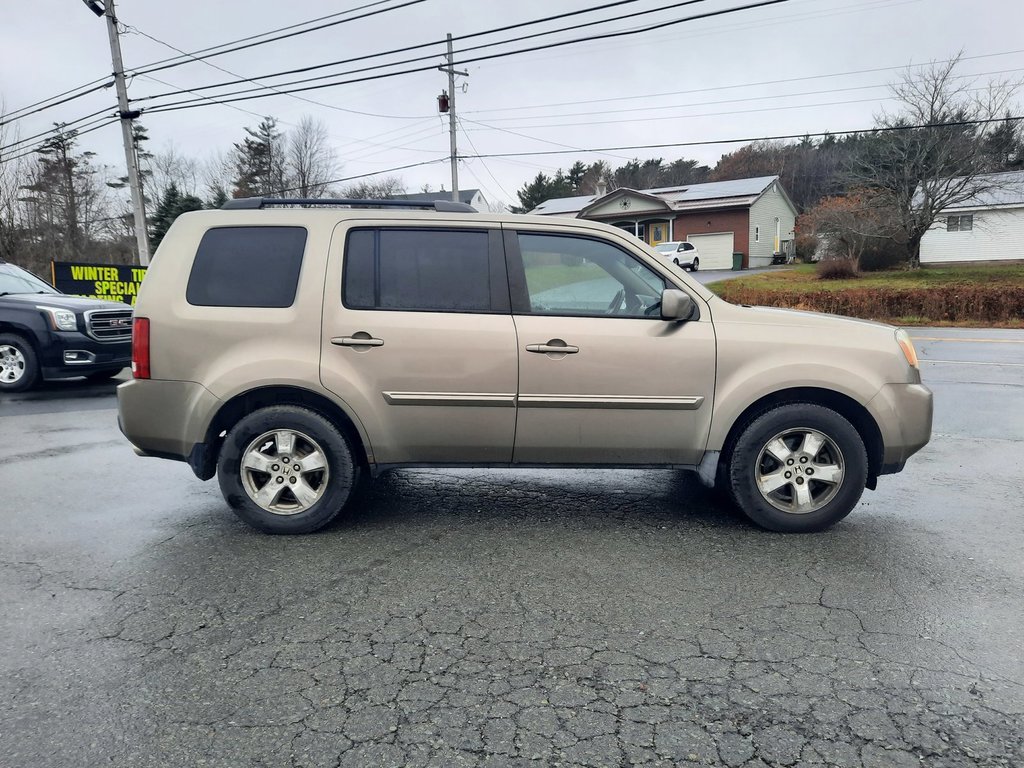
[653,241,700,271]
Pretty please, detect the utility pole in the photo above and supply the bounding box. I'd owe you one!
[89,0,150,265]
[438,34,468,203]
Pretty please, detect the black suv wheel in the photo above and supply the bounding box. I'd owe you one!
[0,333,39,392]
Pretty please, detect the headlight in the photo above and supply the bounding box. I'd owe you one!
[895,328,919,369]
[37,305,78,331]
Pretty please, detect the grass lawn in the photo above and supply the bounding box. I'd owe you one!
[706,264,1024,327]
[524,262,606,293]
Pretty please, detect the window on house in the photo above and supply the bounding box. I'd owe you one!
[946,215,974,232]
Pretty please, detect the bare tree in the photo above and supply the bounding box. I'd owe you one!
[147,144,201,202]
[202,149,235,204]
[340,176,405,199]
[0,101,28,262]
[847,55,1021,266]
[287,116,338,198]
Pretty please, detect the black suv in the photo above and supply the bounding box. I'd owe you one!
[0,261,132,392]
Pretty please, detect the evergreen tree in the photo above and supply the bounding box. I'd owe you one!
[149,183,205,250]
[231,117,286,198]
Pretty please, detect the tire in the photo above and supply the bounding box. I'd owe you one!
[691,257,699,272]
[673,258,681,267]
[217,405,357,534]
[0,333,39,393]
[85,367,124,382]
[727,403,867,533]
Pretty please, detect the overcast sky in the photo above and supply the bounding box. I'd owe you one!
[2,0,1022,207]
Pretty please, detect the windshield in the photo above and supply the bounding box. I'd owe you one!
[0,264,59,295]
[654,243,678,253]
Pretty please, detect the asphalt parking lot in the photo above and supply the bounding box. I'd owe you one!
[1,329,1022,767]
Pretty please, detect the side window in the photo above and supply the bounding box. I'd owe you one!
[186,226,307,308]
[681,243,694,251]
[343,228,496,312]
[517,233,665,318]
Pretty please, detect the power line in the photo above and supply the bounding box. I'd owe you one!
[455,116,516,203]
[461,84,1010,133]
[131,0,430,77]
[275,158,451,195]
[457,115,1024,160]
[459,117,634,162]
[0,107,113,154]
[0,82,113,128]
[1,118,120,165]
[138,0,789,115]
[127,0,403,74]
[128,29,445,154]
[131,0,652,105]
[463,61,1024,119]
[0,0,413,128]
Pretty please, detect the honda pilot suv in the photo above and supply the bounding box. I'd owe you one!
[0,260,132,392]
[117,198,932,534]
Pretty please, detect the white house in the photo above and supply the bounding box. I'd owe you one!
[530,176,798,269]
[921,170,1024,264]
[392,188,491,211]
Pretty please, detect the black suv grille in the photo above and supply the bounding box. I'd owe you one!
[86,309,133,342]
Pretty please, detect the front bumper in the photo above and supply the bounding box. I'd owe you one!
[39,331,131,380]
[868,382,933,474]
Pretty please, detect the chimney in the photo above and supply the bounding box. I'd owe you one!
[595,180,607,196]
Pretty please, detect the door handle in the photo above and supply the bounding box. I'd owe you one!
[332,335,384,347]
[526,340,579,354]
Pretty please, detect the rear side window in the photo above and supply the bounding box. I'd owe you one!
[186,226,307,307]
[343,228,499,312]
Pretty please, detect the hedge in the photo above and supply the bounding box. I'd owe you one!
[714,284,1024,324]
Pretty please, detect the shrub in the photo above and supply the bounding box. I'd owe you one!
[858,241,906,272]
[816,258,859,280]
[714,284,1024,324]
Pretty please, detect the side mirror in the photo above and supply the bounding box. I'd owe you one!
[661,289,695,321]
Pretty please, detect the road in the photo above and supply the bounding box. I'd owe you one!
[1,329,1022,767]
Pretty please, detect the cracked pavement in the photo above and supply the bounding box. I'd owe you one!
[1,330,1023,767]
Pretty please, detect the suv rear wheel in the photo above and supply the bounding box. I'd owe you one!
[0,333,38,393]
[217,405,356,534]
[727,403,867,532]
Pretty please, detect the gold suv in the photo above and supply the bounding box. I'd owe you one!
[117,198,932,534]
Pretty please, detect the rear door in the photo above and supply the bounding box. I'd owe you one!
[320,222,518,465]
[506,226,717,466]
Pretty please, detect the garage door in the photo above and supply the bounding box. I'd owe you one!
[687,232,734,270]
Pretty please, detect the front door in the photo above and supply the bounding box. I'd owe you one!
[320,223,518,465]
[506,228,716,465]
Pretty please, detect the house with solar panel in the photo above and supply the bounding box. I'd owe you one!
[530,176,798,270]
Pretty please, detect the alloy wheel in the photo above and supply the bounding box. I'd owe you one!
[755,427,845,514]
[240,429,330,515]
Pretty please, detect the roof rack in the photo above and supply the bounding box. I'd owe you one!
[222,197,477,213]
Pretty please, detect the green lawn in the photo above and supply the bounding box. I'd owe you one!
[524,262,606,293]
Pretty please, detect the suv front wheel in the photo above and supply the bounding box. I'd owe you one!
[0,333,39,393]
[727,404,867,532]
[217,406,356,534]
